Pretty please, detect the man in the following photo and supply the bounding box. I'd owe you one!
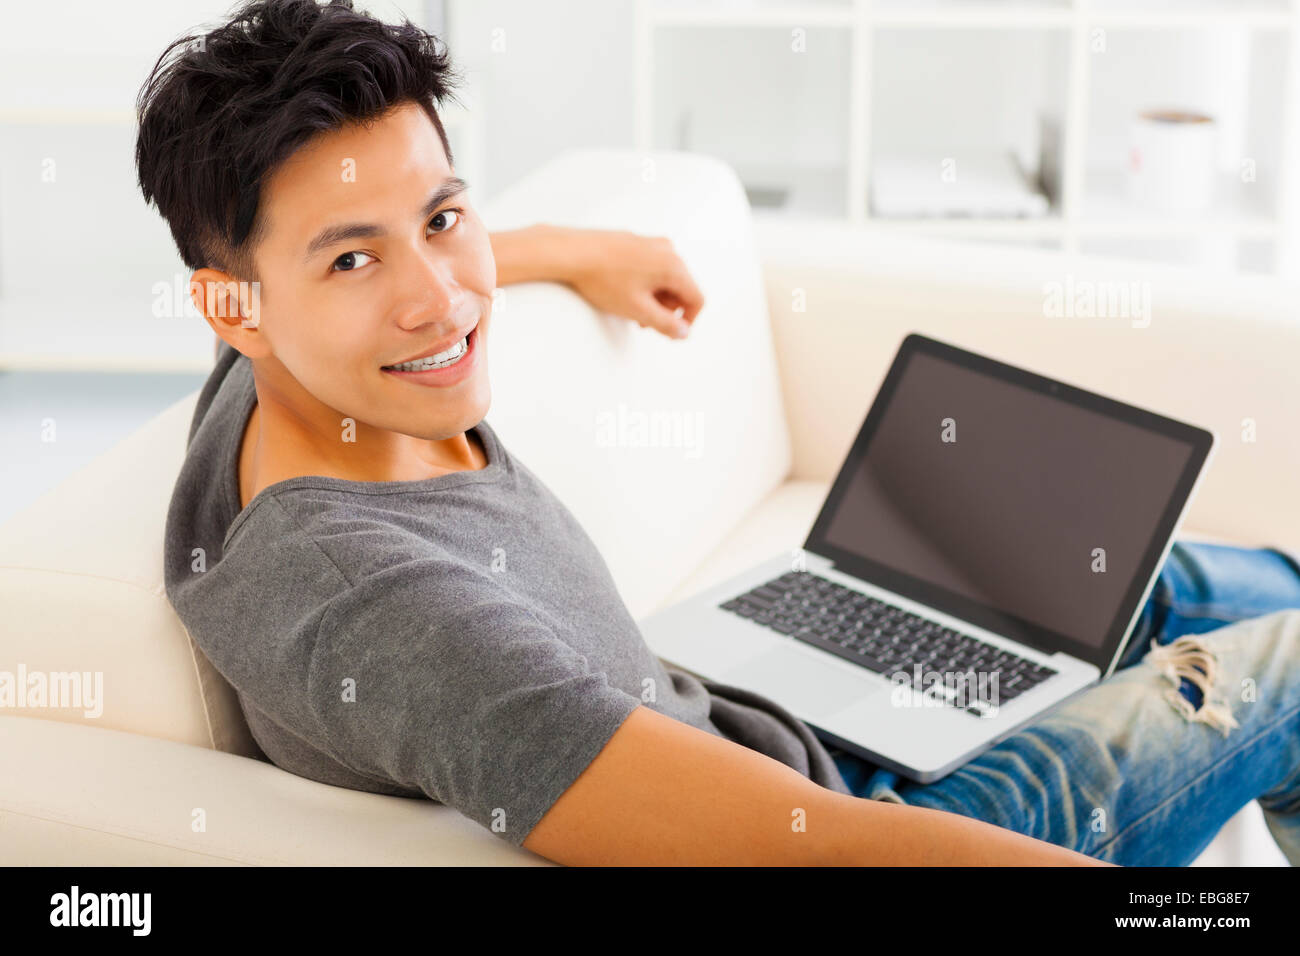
[147,0,1300,866]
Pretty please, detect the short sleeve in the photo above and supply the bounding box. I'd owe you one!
[300,556,642,847]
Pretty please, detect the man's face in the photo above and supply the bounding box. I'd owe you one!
[247,99,494,443]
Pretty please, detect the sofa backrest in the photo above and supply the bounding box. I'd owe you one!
[0,149,791,752]
[477,148,792,620]
[759,225,1300,554]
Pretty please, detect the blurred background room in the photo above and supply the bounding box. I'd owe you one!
[2,0,1298,523]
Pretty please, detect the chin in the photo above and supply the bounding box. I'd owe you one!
[425,393,492,441]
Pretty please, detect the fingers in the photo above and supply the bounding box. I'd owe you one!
[639,290,692,339]
[664,264,705,324]
[649,237,704,322]
[591,232,705,338]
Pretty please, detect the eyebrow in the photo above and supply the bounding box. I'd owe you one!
[302,176,469,262]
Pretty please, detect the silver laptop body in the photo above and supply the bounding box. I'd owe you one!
[639,334,1215,784]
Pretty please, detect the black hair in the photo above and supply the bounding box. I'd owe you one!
[135,0,463,284]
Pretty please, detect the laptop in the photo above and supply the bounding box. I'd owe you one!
[639,333,1215,783]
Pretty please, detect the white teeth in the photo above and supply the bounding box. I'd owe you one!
[384,336,468,372]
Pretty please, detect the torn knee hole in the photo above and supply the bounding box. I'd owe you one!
[1143,635,1240,736]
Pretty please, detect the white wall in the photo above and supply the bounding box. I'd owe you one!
[445,0,637,199]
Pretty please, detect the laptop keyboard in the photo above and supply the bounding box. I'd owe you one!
[719,571,1057,717]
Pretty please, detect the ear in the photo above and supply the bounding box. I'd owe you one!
[190,268,268,358]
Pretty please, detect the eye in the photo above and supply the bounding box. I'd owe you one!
[428,208,462,234]
[331,250,375,273]
[329,208,462,275]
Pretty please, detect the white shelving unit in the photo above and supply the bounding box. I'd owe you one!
[634,0,1300,275]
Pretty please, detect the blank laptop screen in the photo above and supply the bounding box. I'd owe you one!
[818,349,1196,651]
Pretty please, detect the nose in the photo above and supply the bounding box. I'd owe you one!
[392,247,468,332]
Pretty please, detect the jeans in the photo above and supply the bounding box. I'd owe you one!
[826,541,1300,865]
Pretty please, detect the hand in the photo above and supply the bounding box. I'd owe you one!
[562,228,705,339]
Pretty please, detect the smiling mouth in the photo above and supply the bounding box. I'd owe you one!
[381,324,477,372]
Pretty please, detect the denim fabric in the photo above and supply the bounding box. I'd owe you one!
[827,541,1300,865]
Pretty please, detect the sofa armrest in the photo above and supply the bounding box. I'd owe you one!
[0,716,550,866]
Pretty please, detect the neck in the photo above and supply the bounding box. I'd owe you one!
[243,374,486,491]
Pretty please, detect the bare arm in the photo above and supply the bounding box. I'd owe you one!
[489,224,704,338]
[524,705,1114,866]
[489,224,574,286]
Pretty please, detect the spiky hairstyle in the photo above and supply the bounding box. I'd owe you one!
[135,0,462,283]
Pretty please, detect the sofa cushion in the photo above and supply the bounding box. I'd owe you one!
[0,714,545,865]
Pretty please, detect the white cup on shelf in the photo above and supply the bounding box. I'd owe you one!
[1127,108,1218,214]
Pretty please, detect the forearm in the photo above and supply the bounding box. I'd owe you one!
[524,706,1109,866]
[490,223,584,287]
[812,791,1113,866]
[487,223,703,337]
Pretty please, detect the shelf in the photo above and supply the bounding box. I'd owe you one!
[864,170,1278,240]
[865,217,1066,239]
[1086,0,1294,29]
[735,162,849,219]
[872,1,1072,29]
[868,28,1068,221]
[1078,169,1278,238]
[649,21,851,216]
[1088,12,1294,29]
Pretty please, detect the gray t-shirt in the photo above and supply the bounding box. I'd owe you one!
[164,343,850,848]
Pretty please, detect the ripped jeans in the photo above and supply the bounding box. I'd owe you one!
[826,541,1300,865]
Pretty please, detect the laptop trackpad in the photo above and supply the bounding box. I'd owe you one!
[718,646,883,722]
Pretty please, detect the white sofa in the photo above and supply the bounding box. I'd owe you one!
[1,148,1296,865]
